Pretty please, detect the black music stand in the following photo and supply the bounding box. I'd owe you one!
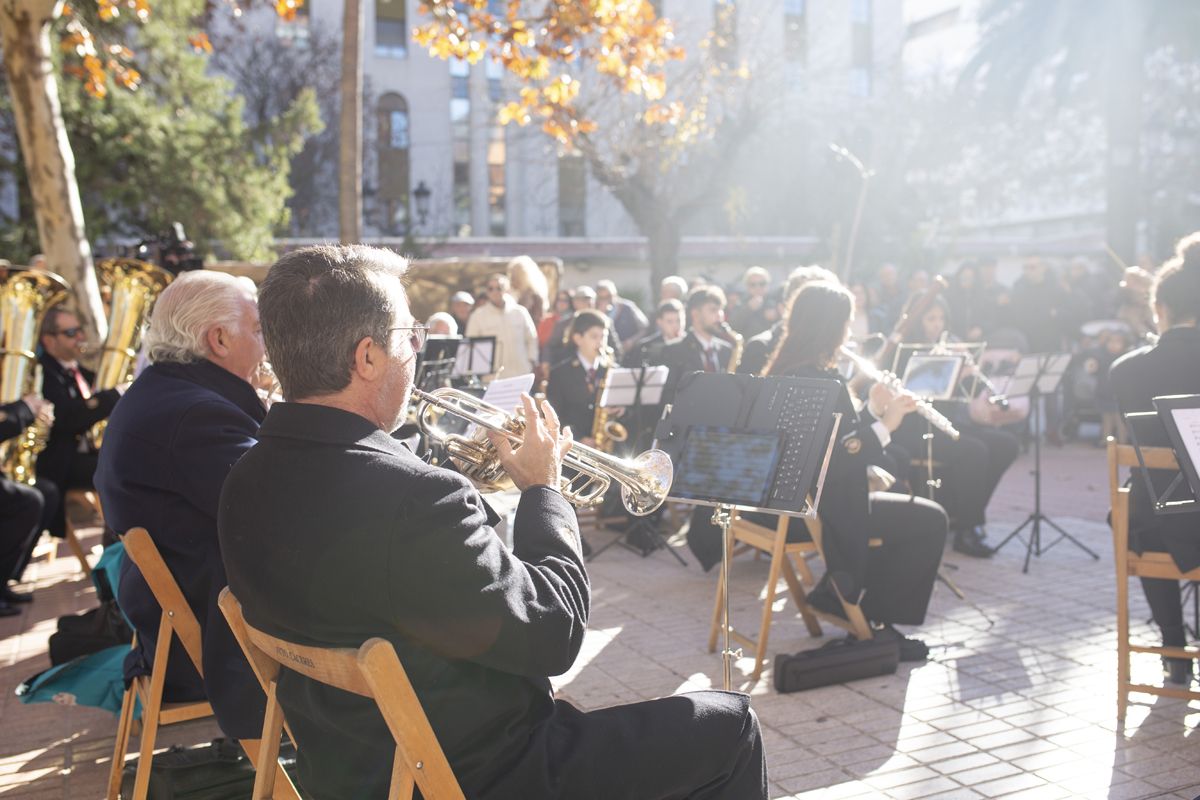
[451,336,496,387]
[416,337,461,393]
[992,353,1098,572]
[585,365,674,563]
[653,372,843,690]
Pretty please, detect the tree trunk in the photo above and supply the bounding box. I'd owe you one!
[646,214,681,294]
[338,0,363,243]
[0,0,106,341]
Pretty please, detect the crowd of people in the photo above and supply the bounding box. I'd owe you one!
[1,232,1197,797]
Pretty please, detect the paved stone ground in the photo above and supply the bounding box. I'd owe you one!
[3,442,1200,799]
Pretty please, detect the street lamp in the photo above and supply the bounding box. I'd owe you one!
[413,180,432,226]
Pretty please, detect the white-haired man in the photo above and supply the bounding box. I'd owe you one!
[94,270,269,740]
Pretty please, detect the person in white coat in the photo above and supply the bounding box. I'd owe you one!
[465,273,539,379]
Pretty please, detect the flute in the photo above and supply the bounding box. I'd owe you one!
[839,345,961,440]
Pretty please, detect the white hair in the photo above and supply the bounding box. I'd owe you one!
[143,271,257,365]
[426,311,458,336]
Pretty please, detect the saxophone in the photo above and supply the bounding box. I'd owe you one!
[0,267,71,485]
[88,258,174,447]
[591,344,628,453]
[719,322,744,373]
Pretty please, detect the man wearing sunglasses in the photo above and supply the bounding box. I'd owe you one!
[37,308,123,542]
[464,273,539,381]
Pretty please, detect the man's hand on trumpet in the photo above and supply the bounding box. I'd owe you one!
[488,394,573,492]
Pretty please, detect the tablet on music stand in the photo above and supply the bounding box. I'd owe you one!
[1154,394,1200,508]
[601,365,669,408]
[670,427,783,508]
[453,336,496,377]
[901,354,963,401]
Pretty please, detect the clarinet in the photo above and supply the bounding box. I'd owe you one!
[840,345,961,440]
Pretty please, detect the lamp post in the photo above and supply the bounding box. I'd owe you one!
[414,180,432,227]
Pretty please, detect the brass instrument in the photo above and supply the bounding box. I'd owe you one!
[414,386,673,516]
[840,344,960,440]
[591,344,627,452]
[0,267,70,484]
[89,258,174,447]
[720,322,744,374]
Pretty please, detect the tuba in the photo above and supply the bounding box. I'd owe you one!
[88,258,173,447]
[0,267,71,485]
[414,387,673,516]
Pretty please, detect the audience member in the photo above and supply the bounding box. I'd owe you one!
[465,274,539,379]
[595,279,648,350]
[448,291,475,332]
[659,275,688,303]
[426,312,458,337]
[728,266,773,338]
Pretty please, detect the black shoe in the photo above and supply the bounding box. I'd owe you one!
[0,601,20,618]
[952,529,994,558]
[1,586,32,604]
[1164,657,1194,686]
[807,573,860,622]
[876,624,930,662]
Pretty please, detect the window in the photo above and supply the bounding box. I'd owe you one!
[783,0,806,64]
[850,0,872,96]
[488,125,506,236]
[558,155,586,237]
[450,59,471,235]
[713,0,737,66]
[377,93,411,232]
[376,0,407,59]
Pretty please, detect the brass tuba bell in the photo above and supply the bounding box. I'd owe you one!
[0,266,71,485]
[88,258,174,447]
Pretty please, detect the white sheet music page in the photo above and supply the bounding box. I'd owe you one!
[1171,408,1200,482]
[482,373,535,415]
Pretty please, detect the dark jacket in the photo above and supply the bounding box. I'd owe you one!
[1109,325,1200,571]
[94,360,267,738]
[622,329,671,368]
[36,352,120,486]
[660,332,732,404]
[218,402,586,799]
[737,323,783,376]
[545,355,607,439]
[0,399,35,442]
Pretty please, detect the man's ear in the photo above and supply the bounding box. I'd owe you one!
[352,336,377,380]
[206,325,228,358]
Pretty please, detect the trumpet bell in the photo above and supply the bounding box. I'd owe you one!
[622,449,673,516]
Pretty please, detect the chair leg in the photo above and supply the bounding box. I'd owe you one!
[752,546,786,680]
[106,684,137,799]
[252,683,287,800]
[64,524,93,579]
[131,617,173,800]
[1116,558,1131,723]
[794,551,816,587]
[241,738,301,800]
[781,555,822,638]
[390,743,415,800]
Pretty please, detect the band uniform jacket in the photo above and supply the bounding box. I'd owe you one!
[36,352,120,488]
[1109,325,1200,571]
[545,355,608,440]
[0,399,36,442]
[737,323,784,376]
[218,403,588,799]
[622,329,669,368]
[94,360,268,739]
[660,332,732,404]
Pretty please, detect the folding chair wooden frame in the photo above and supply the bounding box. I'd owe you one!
[708,509,874,681]
[1108,438,1200,721]
[109,528,296,800]
[219,588,466,800]
[63,487,102,578]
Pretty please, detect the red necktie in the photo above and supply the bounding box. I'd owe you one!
[586,367,597,390]
[69,366,92,399]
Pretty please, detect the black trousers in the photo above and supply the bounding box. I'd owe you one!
[895,420,1019,530]
[45,451,98,539]
[470,692,766,800]
[1132,524,1192,647]
[0,477,44,582]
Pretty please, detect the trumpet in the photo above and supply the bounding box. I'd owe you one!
[413,387,673,516]
[840,345,960,440]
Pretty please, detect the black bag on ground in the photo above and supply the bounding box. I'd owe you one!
[774,635,900,693]
[49,600,133,665]
[119,738,299,800]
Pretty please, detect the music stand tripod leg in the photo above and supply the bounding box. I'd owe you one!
[712,504,741,692]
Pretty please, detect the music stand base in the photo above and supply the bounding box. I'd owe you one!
[993,511,1099,574]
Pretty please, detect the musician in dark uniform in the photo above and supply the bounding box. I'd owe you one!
[37,307,121,541]
[0,394,57,614]
[889,295,1019,558]
[661,285,733,404]
[219,245,767,800]
[759,281,948,660]
[623,299,683,368]
[545,309,611,444]
[1109,232,1200,685]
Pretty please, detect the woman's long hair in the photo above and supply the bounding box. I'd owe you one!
[764,281,853,376]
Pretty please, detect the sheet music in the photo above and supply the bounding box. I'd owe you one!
[453,337,495,376]
[481,373,535,415]
[1170,408,1200,487]
[601,365,669,407]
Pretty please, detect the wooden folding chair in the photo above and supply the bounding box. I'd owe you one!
[219,588,466,800]
[63,487,102,578]
[1108,438,1200,721]
[109,528,296,800]
[708,509,874,681]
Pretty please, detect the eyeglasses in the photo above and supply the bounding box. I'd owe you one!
[486,285,504,293]
[747,281,768,289]
[389,325,428,352]
[53,327,84,338]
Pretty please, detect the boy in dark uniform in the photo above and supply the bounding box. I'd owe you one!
[546,310,612,444]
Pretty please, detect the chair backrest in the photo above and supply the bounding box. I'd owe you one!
[121,527,205,676]
[218,588,465,800]
[1106,438,1179,510]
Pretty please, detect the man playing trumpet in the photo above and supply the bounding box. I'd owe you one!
[219,244,767,800]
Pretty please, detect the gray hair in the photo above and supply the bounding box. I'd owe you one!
[426,311,458,336]
[259,244,409,401]
[144,271,257,365]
